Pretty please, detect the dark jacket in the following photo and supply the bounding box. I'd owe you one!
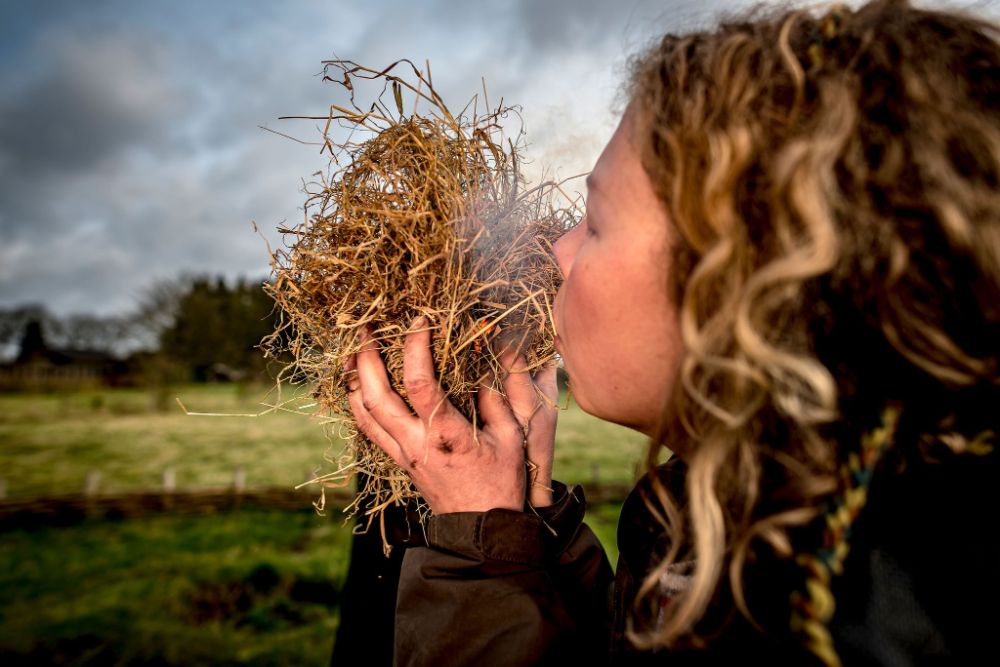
[390,451,999,666]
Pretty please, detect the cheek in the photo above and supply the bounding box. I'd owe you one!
[559,255,604,348]
[565,249,682,432]
[559,258,633,409]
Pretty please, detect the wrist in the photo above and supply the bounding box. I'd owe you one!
[433,499,523,514]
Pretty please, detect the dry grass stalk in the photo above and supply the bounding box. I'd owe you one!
[263,60,576,530]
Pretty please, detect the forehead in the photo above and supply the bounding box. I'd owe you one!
[589,113,645,201]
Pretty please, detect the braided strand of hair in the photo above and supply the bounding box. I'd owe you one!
[807,4,851,69]
[789,404,902,667]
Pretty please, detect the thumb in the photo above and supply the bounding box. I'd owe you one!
[534,361,558,410]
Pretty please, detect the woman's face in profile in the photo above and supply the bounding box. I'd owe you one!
[552,112,684,435]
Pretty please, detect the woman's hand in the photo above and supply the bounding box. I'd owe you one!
[346,316,558,514]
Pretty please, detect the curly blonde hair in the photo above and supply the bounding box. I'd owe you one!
[627,0,1000,651]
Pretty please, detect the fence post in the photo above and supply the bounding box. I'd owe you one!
[84,470,101,497]
[83,470,101,518]
[162,467,175,511]
[232,465,246,510]
[233,466,246,493]
[162,467,176,493]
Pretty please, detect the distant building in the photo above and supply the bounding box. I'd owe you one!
[0,321,137,390]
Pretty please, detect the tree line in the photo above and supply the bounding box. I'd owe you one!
[0,276,283,384]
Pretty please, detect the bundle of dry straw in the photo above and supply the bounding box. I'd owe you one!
[263,60,576,527]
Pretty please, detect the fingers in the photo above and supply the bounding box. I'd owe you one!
[342,353,359,391]
[500,350,540,430]
[534,361,559,409]
[477,380,522,441]
[403,316,462,428]
[355,327,418,442]
[347,381,406,467]
[524,363,557,508]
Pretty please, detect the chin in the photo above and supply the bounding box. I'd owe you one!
[572,389,653,436]
[614,417,655,437]
[566,380,596,419]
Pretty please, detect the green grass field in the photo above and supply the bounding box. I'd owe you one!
[0,383,646,498]
[0,384,644,665]
[0,508,350,665]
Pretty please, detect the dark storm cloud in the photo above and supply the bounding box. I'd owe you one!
[0,30,187,175]
[0,43,190,320]
[0,2,343,315]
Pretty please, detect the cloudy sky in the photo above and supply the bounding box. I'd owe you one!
[1,0,997,318]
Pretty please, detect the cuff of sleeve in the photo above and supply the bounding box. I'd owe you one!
[426,509,547,565]
[536,482,588,556]
[425,482,589,565]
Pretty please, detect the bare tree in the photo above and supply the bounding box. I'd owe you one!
[129,277,190,351]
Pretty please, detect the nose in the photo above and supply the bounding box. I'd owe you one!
[552,216,586,279]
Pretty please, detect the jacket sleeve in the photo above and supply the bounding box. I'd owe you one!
[393,484,614,666]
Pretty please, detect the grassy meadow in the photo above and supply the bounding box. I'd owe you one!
[0,383,646,665]
[0,383,646,498]
[1,509,350,666]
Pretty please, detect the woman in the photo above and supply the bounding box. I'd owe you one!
[346,0,1000,664]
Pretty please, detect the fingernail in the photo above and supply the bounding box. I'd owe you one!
[411,315,427,330]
